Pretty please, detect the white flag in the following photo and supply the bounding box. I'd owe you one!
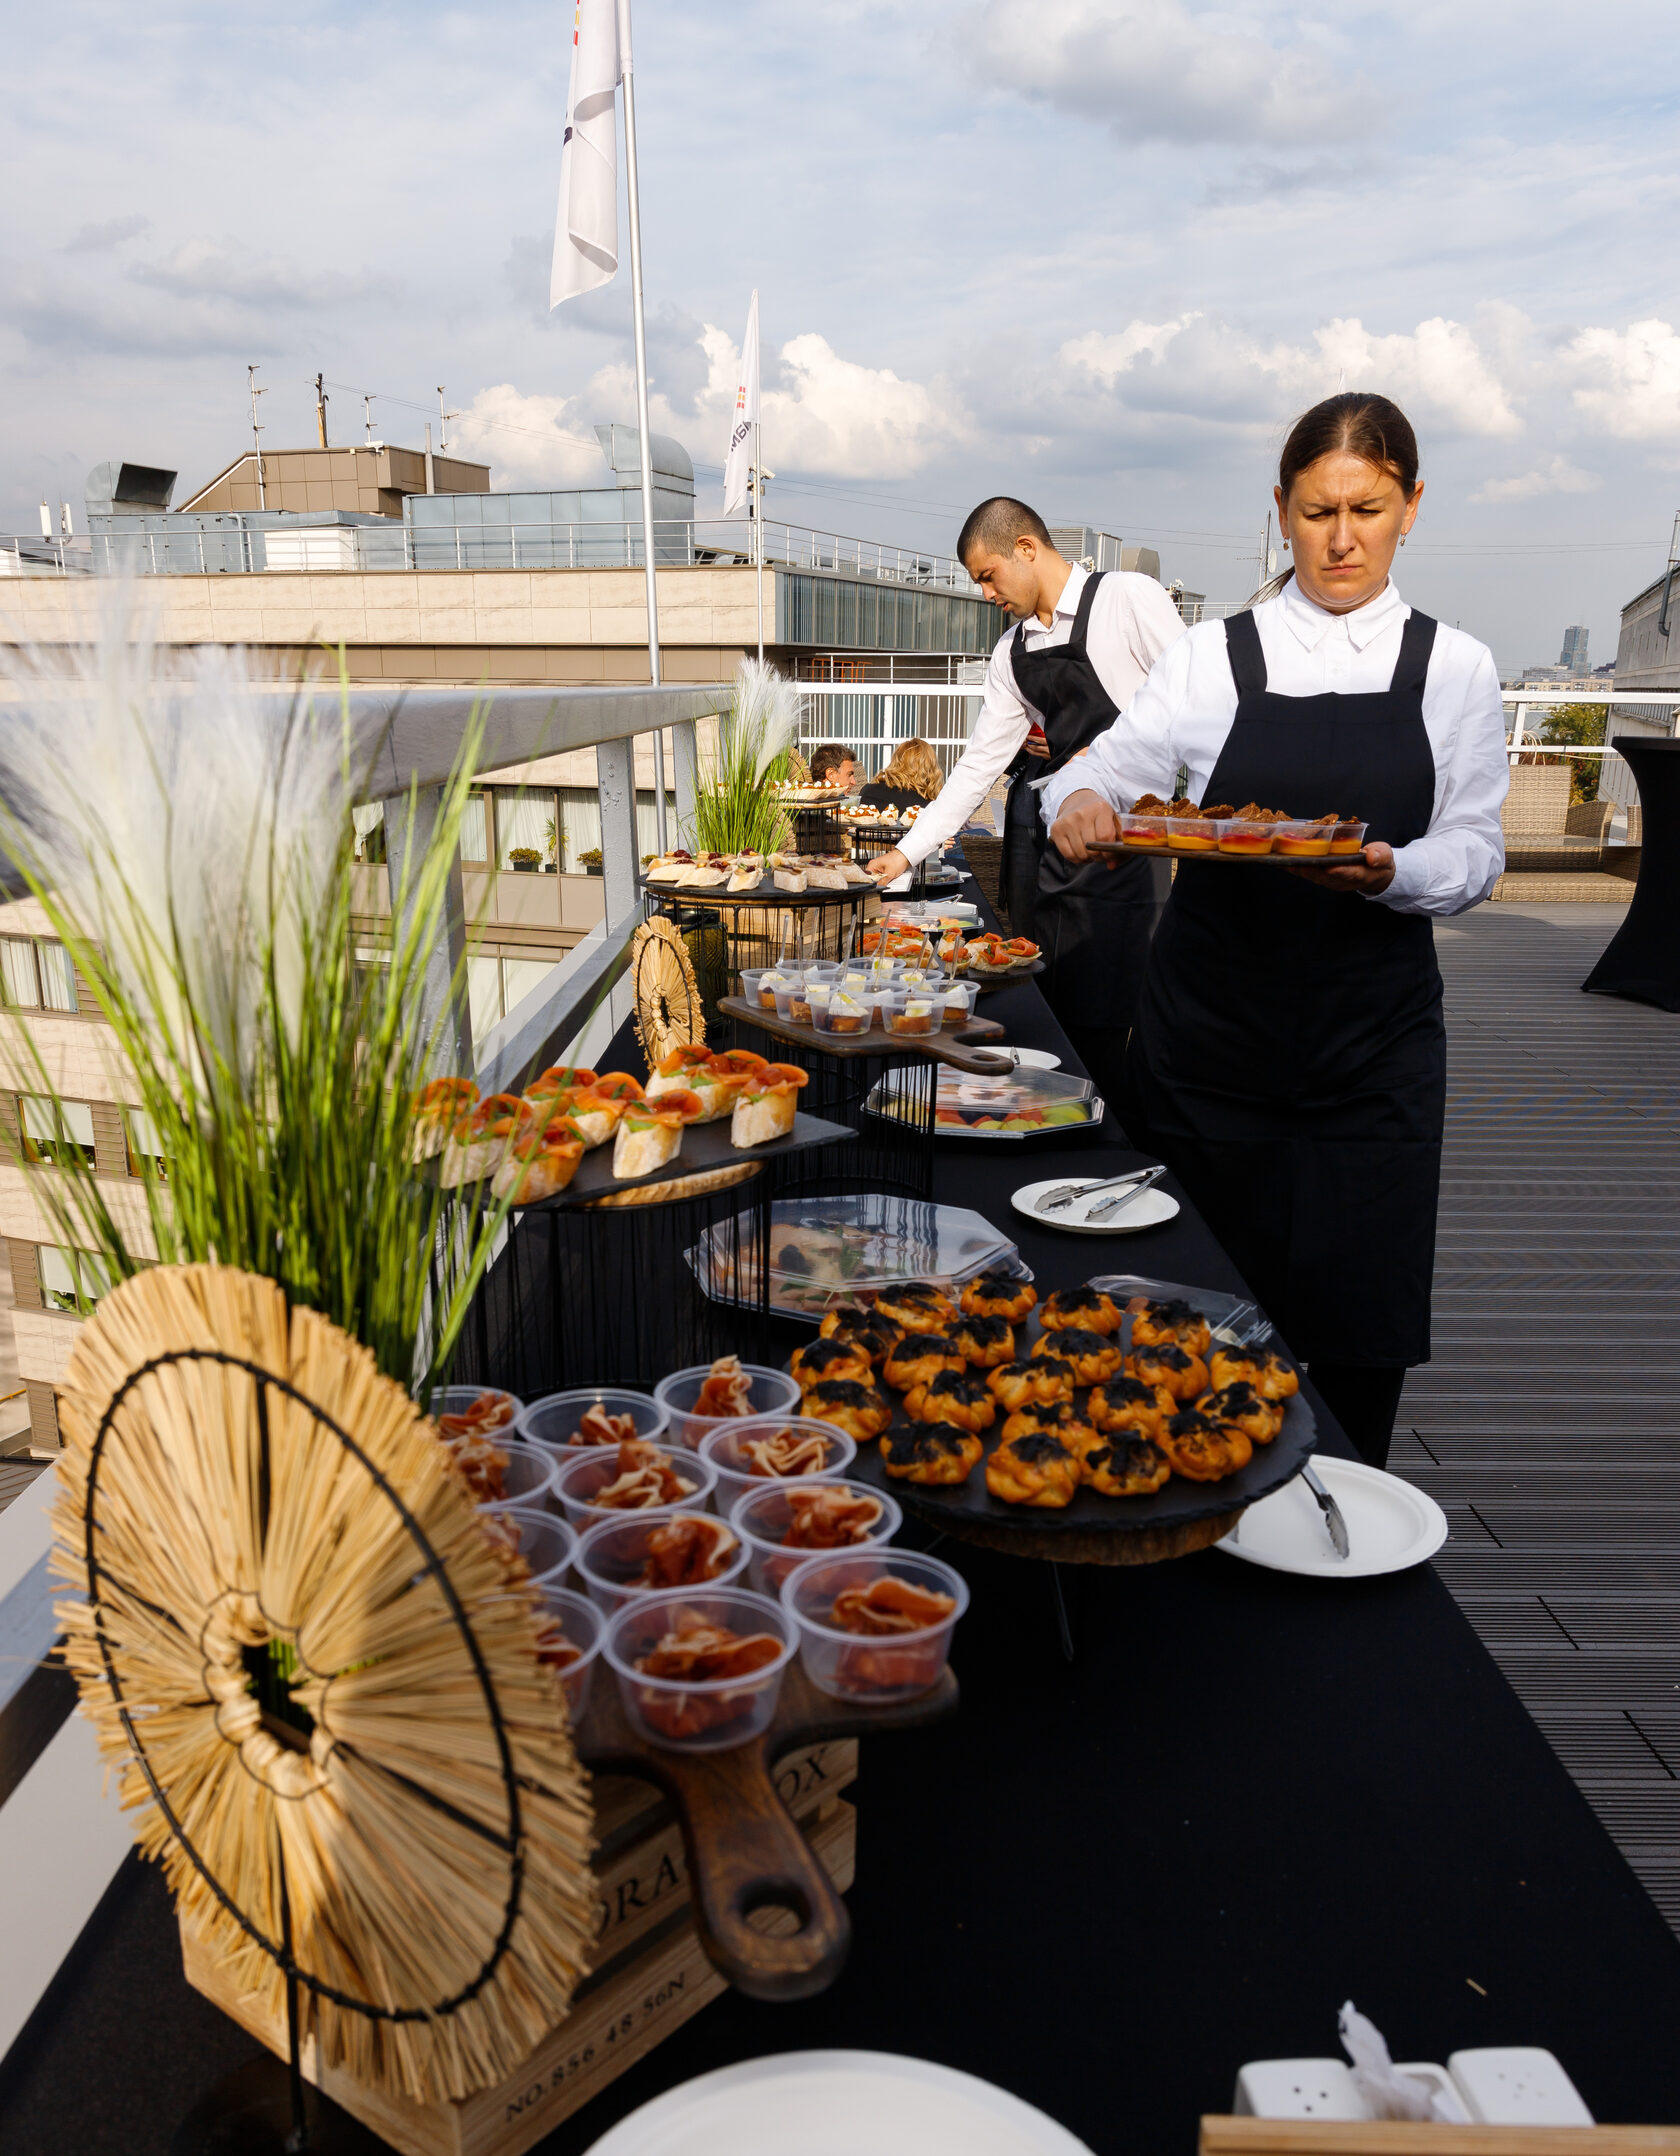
[549,0,629,308]
[722,290,761,517]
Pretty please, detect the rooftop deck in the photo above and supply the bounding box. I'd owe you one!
[1396,895,1680,1931]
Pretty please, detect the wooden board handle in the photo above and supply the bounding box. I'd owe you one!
[930,1036,1018,1075]
[652,1737,850,2000]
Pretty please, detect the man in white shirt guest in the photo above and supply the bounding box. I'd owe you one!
[868,498,1185,1087]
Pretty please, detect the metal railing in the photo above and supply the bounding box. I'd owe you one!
[793,683,983,775]
[4,520,981,593]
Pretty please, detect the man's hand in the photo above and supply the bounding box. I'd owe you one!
[1048,789,1122,864]
[1022,731,1051,760]
[868,848,910,884]
[1283,841,1396,896]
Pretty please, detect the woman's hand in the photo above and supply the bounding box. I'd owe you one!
[868,848,910,883]
[1283,841,1396,896]
[1048,788,1122,864]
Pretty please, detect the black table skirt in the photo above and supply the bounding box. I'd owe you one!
[1584,737,1680,1010]
[7,894,1680,2153]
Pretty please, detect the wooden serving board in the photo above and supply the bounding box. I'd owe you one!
[719,993,1015,1076]
[571,1659,956,2002]
[1201,2124,1680,2154]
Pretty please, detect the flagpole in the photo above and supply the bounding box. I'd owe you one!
[753,419,764,664]
[621,18,667,852]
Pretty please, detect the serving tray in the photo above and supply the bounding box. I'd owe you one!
[719,993,1016,1075]
[1088,839,1365,869]
[641,874,873,905]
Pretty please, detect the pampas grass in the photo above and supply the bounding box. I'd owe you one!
[52,1264,597,2104]
[0,582,511,1390]
[686,657,797,857]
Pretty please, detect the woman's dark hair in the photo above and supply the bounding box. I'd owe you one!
[1278,393,1419,499]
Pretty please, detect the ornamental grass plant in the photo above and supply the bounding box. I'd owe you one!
[686,657,797,856]
[0,587,516,1395]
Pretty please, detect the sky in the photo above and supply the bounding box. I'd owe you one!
[5,0,1680,671]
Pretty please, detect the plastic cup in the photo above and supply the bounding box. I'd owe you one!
[575,1511,750,1614]
[536,1584,604,1724]
[1215,818,1276,857]
[728,1478,902,1598]
[1165,815,1219,853]
[940,980,980,1027]
[1119,813,1168,850]
[781,1548,969,1703]
[484,1504,576,1584]
[698,1417,855,1514]
[1330,819,1369,855]
[603,1586,795,1753]
[427,1384,524,1432]
[516,1387,668,1468]
[553,1445,716,1529]
[774,977,816,1024]
[803,960,841,983]
[886,995,940,1038]
[654,1363,802,1447]
[473,1442,558,1516]
[739,968,779,1012]
[814,988,873,1036]
[1272,819,1334,857]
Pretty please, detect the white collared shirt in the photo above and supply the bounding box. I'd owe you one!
[897,562,1188,867]
[1040,578,1509,916]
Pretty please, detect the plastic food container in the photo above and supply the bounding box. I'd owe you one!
[728,1479,902,1598]
[1164,815,1220,853]
[739,968,779,1012]
[814,987,873,1036]
[887,995,940,1038]
[517,1387,668,1463]
[474,1442,558,1515]
[774,976,818,1024]
[699,1417,855,1513]
[1272,819,1334,857]
[488,1505,577,1584]
[553,1444,716,1528]
[1214,817,1278,856]
[603,1586,795,1752]
[653,1363,802,1446]
[803,960,841,984]
[536,1584,604,1723]
[1119,812,1169,849]
[575,1511,750,1613]
[1330,818,1369,855]
[687,1196,1029,1321]
[782,1549,969,1703]
[427,1384,525,1429]
[869,984,907,1027]
[940,980,980,1027]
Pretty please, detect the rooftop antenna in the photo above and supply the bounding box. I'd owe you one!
[247,363,267,508]
[363,393,376,445]
[314,372,330,449]
[437,385,459,452]
[1659,510,1680,641]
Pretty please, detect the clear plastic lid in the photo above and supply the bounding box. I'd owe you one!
[688,1195,1027,1317]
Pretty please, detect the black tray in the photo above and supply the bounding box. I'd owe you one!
[639,874,872,906]
[453,1109,855,1213]
[1088,840,1366,870]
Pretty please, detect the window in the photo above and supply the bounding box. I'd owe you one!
[461,792,491,866]
[125,1107,168,1180]
[0,938,79,1014]
[19,1096,96,1169]
[493,787,559,869]
[38,1244,111,1315]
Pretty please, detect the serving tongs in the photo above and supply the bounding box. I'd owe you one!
[1301,1460,1351,1560]
[1038,1163,1167,1217]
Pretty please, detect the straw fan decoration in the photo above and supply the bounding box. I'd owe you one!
[51,1261,597,2103]
[630,914,705,1070]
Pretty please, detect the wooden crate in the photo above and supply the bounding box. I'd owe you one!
[1201,2122,1680,2154]
[181,1740,858,2156]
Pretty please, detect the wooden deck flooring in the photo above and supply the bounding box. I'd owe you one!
[1395,898,1680,1931]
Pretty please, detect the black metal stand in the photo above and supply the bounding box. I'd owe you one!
[169,2050,384,2154]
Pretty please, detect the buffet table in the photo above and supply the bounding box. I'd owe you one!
[6,916,1680,2155]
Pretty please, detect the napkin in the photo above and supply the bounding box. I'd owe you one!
[1339,2001,1470,2123]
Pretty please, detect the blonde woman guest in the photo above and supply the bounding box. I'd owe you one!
[858,737,946,816]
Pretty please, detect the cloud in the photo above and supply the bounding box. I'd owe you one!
[62,216,150,254]
[445,386,605,490]
[129,239,396,311]
[1471,457,1600,505]
[1561,320,1680,441]
[1057,311,1523,439]
[964,0,1369,147]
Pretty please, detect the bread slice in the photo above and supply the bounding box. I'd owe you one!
[774,868,808,893]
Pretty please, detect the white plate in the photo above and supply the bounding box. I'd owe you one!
[1216,1456,1448,1578]
[996,1047,1061,1071]
[584,2050,1095,2156]
[1012,1176,1180,1235]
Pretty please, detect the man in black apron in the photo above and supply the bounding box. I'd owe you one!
[999,570,1171,1087]
[1120,607,1446,1465]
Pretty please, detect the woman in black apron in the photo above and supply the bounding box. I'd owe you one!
[1046,395,1509,1466]
[998,571,1170,1092]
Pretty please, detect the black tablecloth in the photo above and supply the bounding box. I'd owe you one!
[7,909,1680,2153]
[1584,737,1680,1009]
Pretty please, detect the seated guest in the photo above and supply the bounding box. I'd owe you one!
[857,737,946,816]
[808,743,858,791]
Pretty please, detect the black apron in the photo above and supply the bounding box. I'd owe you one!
[997,571,1167,1032]
[1122,604,1446,1367]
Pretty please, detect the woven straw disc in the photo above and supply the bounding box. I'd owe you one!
[50,1263,597,2105]
[630,915,705,1070]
